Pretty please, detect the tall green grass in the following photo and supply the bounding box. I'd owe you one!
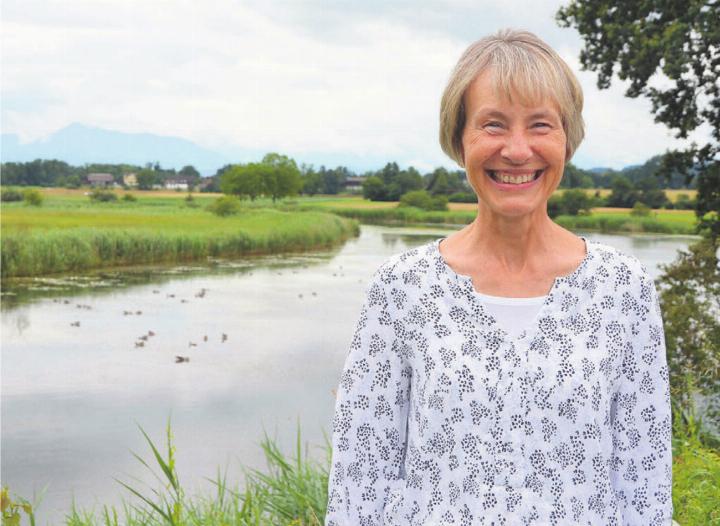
[2,421,718,526]
[555,213,697,235]
[1,208,358,278]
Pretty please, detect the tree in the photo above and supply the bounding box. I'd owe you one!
[261,153,303,202]
[362,176,386,201]
[301,165,323,196]
[557,0,720,238]
[136,169,159,190]
[636,176,670,209]
[179,165,201,188]
[560,163,594,189]
[607,175,640,208]
[657,238,720,428]
[221,163,265,201]
[320,166,349,194]
[560,189,593,215]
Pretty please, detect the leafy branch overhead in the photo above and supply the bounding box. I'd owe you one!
[557,0,720,237]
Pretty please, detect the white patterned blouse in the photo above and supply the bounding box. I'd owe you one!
[326,237,672,526]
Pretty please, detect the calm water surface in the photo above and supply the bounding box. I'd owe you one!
[1,225,696,523]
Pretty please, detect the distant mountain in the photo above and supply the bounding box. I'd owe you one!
[1,123,229,175]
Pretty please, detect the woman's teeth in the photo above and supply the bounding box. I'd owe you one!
[487,170,543,184]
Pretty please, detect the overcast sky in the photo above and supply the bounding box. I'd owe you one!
[1,0,708,171]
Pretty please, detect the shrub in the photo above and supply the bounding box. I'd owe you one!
[122,193,137,202]
[448,192,477,203]
[399,190,448,211]
[548,190,593,218]
[559,189,593,215]
[400,190,433,209]
[430,195,449,211]
[22,189,43,206]
[89,189,118,202]
[207,195,241,216]
[1,188,23,202]
[673,193,696,210]
[630,201,652,217]
[184,193,198,208]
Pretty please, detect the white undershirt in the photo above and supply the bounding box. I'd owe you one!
[472,292,547,340]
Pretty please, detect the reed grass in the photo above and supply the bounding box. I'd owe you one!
[1,206,358,278]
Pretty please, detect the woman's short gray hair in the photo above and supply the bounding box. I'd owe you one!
[439,29,584,167]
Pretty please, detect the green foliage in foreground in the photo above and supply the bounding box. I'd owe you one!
[0,207,358,278]
[2,420,718,526]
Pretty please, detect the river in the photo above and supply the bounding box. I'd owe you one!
[0,225,697,523]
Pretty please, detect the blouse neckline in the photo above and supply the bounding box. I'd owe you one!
[432,236,593,344]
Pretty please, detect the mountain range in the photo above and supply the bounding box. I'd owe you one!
[1,124,231,175]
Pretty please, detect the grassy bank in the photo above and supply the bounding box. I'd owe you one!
[289,198,698,235]
[1,196,358,278]
[554,211,697,235]
[3,424,718,526]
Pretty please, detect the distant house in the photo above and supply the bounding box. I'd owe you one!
[198,176,218,192]
[164,176,193,191]
[87,173,115,187]
[343,176,365,193]
[123,173,138,187]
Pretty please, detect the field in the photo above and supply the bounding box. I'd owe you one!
[1,190,358,278]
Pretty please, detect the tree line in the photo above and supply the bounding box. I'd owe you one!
[0,160,201,190]
[0,154,696,209]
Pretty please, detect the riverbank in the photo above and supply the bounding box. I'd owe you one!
[1,199,358,278]
[289,198,697,235]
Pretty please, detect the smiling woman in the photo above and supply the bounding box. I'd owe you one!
[326,29,672,526]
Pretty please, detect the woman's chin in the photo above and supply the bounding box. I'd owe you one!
[479,197,547,219]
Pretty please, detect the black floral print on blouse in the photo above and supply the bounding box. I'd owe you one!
[326,238,672,526]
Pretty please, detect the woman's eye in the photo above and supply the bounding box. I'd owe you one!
[532,122,551,129]
[485,121,503,129]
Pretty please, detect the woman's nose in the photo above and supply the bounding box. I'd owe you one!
[500,130,533,163]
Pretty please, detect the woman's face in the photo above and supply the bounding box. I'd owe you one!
[461,70,567,218]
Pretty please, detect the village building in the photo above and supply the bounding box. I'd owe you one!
[164,176,193,191]
[87,173,115,187]
[123,173,138,187]
[343,176,365,193]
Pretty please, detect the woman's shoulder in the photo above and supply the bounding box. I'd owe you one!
[588,239,652,276]
[585,239,656,299]
[370,238,440,288]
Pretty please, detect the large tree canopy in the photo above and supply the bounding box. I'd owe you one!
[557,0,720,237]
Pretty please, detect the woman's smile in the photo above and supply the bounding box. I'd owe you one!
[484,168,545,189]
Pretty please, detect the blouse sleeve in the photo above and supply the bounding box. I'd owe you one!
[325,267,411,526]
[610,272,673,524]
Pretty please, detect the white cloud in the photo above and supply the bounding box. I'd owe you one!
[1,0,710,171]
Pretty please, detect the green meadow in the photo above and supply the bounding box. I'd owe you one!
[0,189,699,278]
[0,190,358,278]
